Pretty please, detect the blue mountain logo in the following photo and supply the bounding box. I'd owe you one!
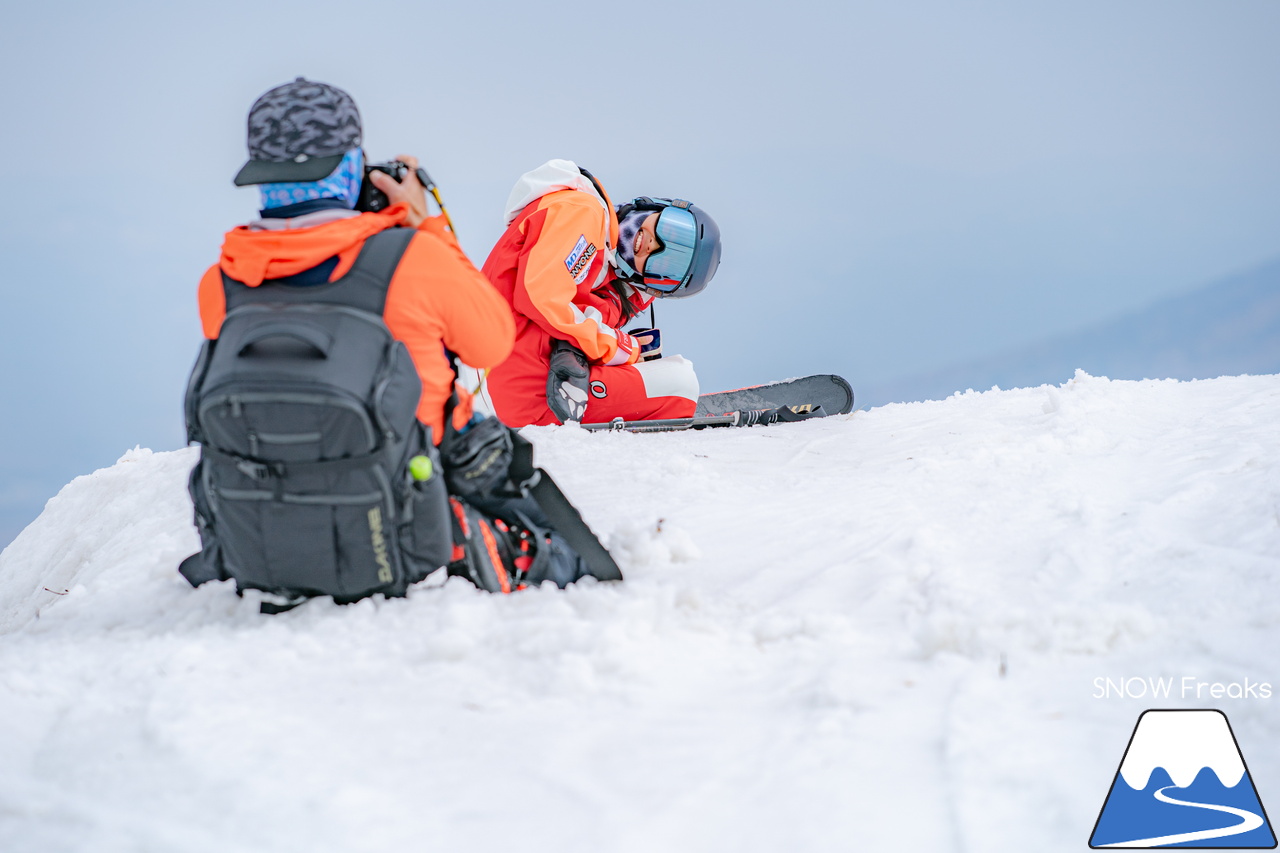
[1090,709,1276,848]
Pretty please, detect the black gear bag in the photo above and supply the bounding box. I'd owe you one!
[178,228,453,609]
[438,408,623,590]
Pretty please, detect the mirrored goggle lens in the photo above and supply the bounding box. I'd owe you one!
[644,207,697,284]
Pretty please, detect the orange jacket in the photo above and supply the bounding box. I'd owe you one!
[482,168,643,367]
[198,204,515,442]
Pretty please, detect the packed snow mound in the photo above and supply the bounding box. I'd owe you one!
[1,372,1278,853]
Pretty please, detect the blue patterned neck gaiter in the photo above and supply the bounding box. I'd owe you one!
[258,148,364,210]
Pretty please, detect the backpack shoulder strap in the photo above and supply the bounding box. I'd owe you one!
[219,225,417,316]
[338,226,417,314]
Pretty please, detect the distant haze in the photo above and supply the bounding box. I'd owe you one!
[1,0,1279,548]
[862,258,1280,407]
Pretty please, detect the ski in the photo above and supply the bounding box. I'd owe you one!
[582,404,832,434]
[696,374,854,417]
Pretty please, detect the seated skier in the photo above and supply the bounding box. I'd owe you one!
[479,159,721,427]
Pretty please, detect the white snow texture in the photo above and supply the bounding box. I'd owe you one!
[1,371,1278,853]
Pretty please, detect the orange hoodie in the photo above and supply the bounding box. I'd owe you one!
[198,205,515,442]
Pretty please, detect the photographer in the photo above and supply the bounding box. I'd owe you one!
[197,78,512,444]
[181,78,604,608]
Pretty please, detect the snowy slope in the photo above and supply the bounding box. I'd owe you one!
[1,372,1278,853]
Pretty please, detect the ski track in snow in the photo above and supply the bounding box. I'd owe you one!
[0,371,1278,852]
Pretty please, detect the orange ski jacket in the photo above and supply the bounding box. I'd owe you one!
[198,204,515,442]
[481,161,648,368]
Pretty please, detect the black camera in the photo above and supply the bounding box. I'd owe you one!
[356,160,433,213]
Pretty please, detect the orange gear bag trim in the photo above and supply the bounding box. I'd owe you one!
[197,207,514,443]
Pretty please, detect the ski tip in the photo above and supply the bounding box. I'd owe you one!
[828,374,855,414]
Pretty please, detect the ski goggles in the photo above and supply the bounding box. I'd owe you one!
[641,205,698,291]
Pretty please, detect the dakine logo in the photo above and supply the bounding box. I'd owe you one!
[462,446,505,482]
[367,507,394,584]
[1089,710,1276,848]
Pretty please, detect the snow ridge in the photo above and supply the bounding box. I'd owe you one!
[1,372,1278,853]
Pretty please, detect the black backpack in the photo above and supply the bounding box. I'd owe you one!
[179,227,453,609]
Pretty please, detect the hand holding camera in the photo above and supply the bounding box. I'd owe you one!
[359,154,431,226]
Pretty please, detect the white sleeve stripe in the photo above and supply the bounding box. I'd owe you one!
[581,306,617,340]
[568,302,620,345]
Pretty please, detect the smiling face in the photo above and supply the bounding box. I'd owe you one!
[631,212,663,274]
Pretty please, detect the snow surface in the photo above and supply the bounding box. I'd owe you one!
[2,371,1278,852]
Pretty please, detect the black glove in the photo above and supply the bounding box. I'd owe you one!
[441,415,515,500]
[547,339,590,424]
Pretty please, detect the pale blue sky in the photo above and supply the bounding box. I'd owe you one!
[2,0,1278,544]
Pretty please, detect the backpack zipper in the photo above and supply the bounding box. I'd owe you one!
[200,388,378,450]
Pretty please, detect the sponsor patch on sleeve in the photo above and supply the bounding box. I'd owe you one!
[564,235,588,271]
[564,234,597,284]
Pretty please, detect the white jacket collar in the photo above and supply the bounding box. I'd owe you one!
[503,158,613,229]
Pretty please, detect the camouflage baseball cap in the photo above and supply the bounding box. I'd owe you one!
[232,77,363,186]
